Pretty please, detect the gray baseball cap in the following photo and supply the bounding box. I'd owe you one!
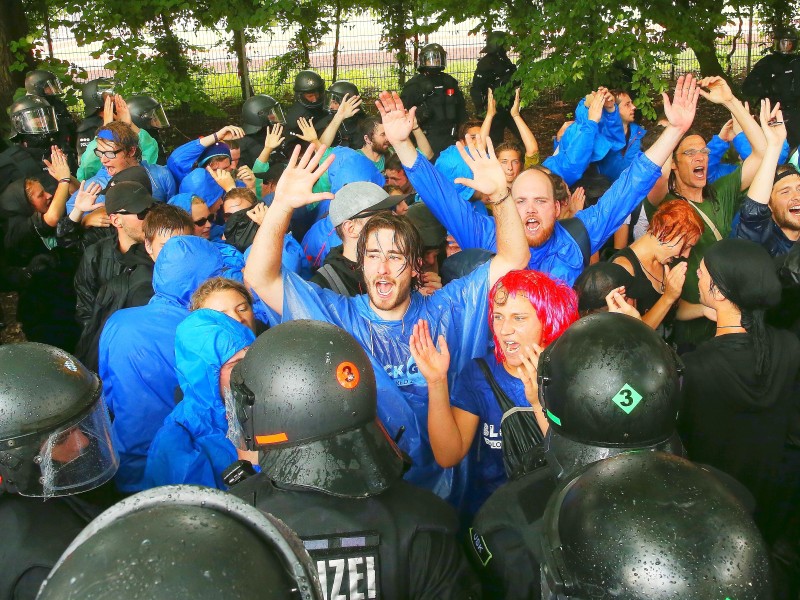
[329,182,398,227]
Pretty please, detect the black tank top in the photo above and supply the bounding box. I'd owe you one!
[612,246,664,315]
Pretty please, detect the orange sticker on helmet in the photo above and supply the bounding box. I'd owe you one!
[336,362,360,389]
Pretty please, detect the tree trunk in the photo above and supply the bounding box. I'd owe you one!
[688,33,726,78]
[0,0,34,138]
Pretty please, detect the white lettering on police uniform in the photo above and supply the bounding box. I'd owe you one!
[315,555,378,599]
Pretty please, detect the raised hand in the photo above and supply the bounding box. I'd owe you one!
[264,124,285,151]
[273,143,335,210]
[663,261,688,303]
[605,287,642,319]
[214,125,245,142]
[246,202,267,226]
[599,86,616,112]
[663,74,699,133]
[102,94,114,125]
[294,117,319,143]
[510,88,521,118]
[418,271,443,296]
[759,98,786,147]
[718,119,735,143]
[587,88,606,123]
[486,88,497,118]
[44,145,71,181]
[564,186,585,218]
[74,181,104,213]
[114,95,132,125]
[206,166,236,192]
[375,91,415,145]
[516,344,543,407]
[698,76,734,105]
[337,94,363,120]
[237,165,256,190]
[454,134,507,200]
[83,206,111,228]
[409,319,450,384]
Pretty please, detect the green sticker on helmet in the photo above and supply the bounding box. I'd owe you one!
[546,409,561,426]
[612,383,642,414]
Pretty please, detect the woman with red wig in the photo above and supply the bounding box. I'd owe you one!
[410,269,578,513]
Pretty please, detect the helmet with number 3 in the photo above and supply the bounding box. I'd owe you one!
[537,313,684,480]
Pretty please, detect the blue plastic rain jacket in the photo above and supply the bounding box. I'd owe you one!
[275,262,492,502]
[66,162,176,214]
[707,132,790,183]
[144,309,255,489]
[406,148,661,285]
[98,236,226,492]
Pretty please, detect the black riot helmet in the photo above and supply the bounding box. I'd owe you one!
[0,343,118,498]
[231,320,405,498]
[126,94,170,130]
[418,43,447,72]
[81,77,114,116]
[776,26,798,53]
[241,93,286,135]
[540,451,773,599]
[538,313,684,480]
[293,70,325,109]
[37,485,323,600]
[481,30,510,54]
[326,80,360,113]
[10,94,58,136]
[25,69,64,96]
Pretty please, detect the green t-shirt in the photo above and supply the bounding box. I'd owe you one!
[645,168,743,345]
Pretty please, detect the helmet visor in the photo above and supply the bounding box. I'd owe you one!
[96,81,115,100]
[2,395,118,497]
[12,106,58,135]
[259,103,285,126]
[139,104,170,129]
[420,51,445,69]
[42,79,64,95]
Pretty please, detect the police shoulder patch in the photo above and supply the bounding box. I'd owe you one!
[469,527,493,567]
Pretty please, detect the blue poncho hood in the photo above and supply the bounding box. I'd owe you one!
[151,236,225,308]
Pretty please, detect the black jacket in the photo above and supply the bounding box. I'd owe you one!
[309,245,363,296]
[73,234,127,328]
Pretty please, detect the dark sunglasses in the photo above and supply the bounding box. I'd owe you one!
[193,216,211,227]
[93,147,125,159]
[116,206,152,220]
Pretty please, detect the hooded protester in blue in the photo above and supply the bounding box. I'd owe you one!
[301,147,385,267]
[98,236,226,493]
[144,309,256,489]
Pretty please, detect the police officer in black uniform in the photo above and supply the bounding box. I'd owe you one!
[470,31,520,146]
[468,313,752,599]
[25,69,78,170]
[0,95,59,194]
[283,71,328,154]
[540,451,773,599]
[75,77,114,159]
[743,27,800,147]
[238,93,287,168]
[230,320,481,600]
[126,94,171,165]
[324,80,368,148]
[38,485,324,599]
[401,43,467,158]
[0,343,119,600]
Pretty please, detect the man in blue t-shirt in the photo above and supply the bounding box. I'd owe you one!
[242,101,530,497]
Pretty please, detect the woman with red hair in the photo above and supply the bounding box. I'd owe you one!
[612,199,704,331]
[410,269,578,513]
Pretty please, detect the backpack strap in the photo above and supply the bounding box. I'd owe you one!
[559,217,591,267]
[316,264,350,296]
[476,357,516,413]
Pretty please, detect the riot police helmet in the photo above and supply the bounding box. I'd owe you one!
[540,451,773,599]
[241,93,286,135]
[418,43,447,72]
[81,77,114,116]
[24,69,63,96]
[126,94,170,130]
[10,95,59,136]
[37,485,323,600]
[326,80,360,112]
[231,320,405,498]
[293,70,325,109]
[538,313,684,480]
[481,31,510,53]
[0,343,117,497]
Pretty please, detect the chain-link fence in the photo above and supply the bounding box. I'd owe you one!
[42,13,778,107]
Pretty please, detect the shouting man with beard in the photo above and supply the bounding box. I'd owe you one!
[243,99,530,496]
[389,79,703,286]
